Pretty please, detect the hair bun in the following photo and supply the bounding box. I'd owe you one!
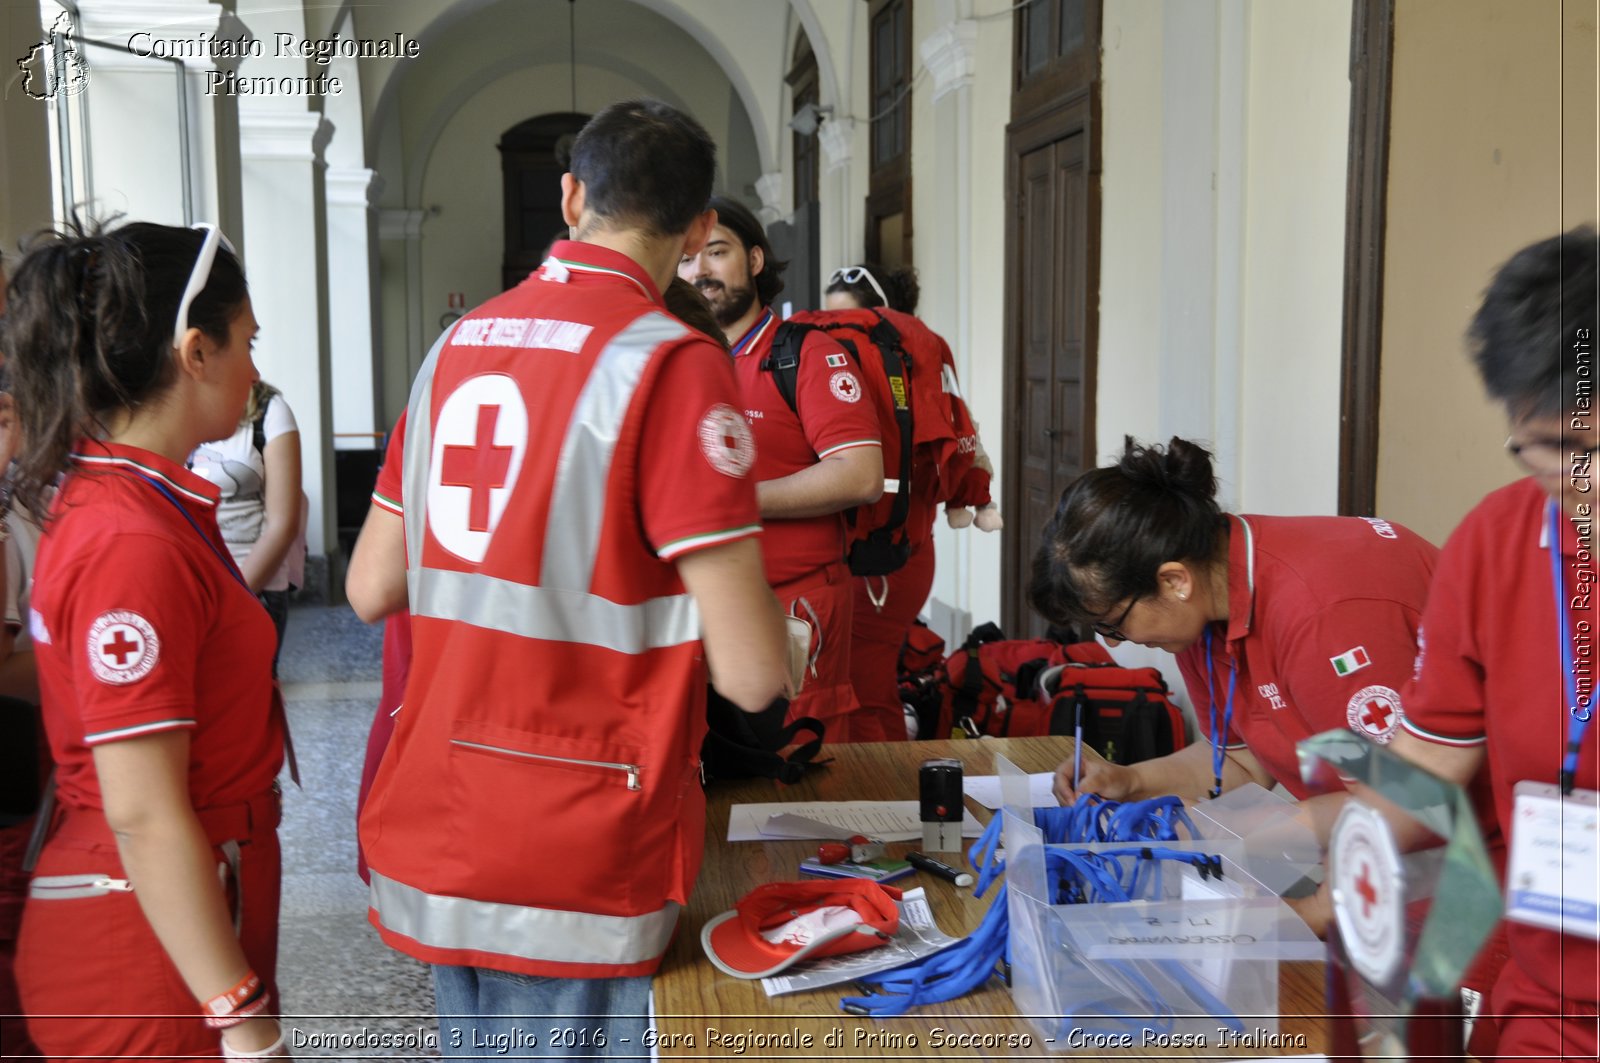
[1115,435,1218,502]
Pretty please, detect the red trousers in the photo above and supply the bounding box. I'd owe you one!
[847,539,937,743]
[0,818,38,1058]
[17,792,281,1062]
[1487,952,1599,1061]
[777,564,864,742]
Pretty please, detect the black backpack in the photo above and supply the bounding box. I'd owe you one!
[700,690,829,786]
[763,311,916,577]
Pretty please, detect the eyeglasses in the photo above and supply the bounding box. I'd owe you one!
[1505,435,1600,477]
[827,266,889,308]
[1091,595,1140,642]
[172,223,237,351]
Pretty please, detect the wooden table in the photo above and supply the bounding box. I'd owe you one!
[652,737,1328,1058]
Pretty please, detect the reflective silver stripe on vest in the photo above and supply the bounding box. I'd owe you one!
[402,323,457,581]
[541,312,687,590]
[369,869,679,967]
[414,569,699,652]
[404,310,700,651]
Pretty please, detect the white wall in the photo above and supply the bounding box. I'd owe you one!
[1099,0,1350,513]
[1235,0,1351,516]
[1095,0,1351,703]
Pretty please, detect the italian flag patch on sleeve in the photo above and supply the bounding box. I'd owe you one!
[1330,646,1371,677]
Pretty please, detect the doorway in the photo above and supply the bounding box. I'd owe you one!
[498,112,590,291]
[1002,93,1099,637]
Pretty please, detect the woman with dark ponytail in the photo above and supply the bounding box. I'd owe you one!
[8,220,287,1057]
[1032,436,1439,808]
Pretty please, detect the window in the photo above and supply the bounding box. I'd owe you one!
[788,33,820,209]
[867,0,913,267]
[870,0,911,171]
[1016,0,1095,87]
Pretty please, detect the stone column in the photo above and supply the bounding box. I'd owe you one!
[239,109,336,589]
[325,167,383,451]
[917,18,992,640]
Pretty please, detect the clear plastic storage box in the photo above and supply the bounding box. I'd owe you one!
[993,755,1324,1052]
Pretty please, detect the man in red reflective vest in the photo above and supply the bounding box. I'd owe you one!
[677,197,883,741]
[346,99,791,1057]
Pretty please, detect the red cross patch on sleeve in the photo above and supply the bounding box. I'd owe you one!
[829,370,863,403]
[86,610,161,685]
[1346,685,1402,743]
[698,403,756,477]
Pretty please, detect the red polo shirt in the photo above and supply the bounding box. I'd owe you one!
[1176,514,1439,798]
[730,309,881,587]
[1401,477,1599,1007]
[30,443,283,811]
[372,243,761,564]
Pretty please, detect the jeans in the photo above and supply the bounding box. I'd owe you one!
[432,965,651,1060]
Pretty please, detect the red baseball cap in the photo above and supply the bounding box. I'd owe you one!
[700,879,903,980]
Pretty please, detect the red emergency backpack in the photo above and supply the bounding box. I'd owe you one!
[927,622,1188,765]
[765,308,986,575]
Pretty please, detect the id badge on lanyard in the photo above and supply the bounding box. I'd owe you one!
[1505,502,1599,940]
[1506,780,1599,940]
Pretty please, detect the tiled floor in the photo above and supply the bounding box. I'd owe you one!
[275,604,440,1058]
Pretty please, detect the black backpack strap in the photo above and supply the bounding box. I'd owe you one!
[866,313,914,539]
[763,321,815,416]
[252,395,270,456]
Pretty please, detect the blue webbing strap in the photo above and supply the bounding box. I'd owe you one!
[838,795,1230,1020]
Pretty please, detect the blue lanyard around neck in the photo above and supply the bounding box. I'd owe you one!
[1547,501,1594,795]
[1203,627,1237,799]
[729,309,772,359]
[130,472,250,593]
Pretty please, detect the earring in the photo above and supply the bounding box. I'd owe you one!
[1178,593,1188,601]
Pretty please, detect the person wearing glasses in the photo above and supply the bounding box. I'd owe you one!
[1388,227,1598,1062]
[821,262,998,739]
[1033,436,1438,811]
[677,197,883,741]
[6,221,287,1058]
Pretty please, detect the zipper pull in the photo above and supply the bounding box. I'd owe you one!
[92,878,133,892]
[626,765,642,791]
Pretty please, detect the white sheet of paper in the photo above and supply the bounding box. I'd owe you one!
[726,801,982,843]
[962,771,1056,811]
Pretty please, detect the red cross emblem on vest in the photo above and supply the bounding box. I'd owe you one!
[427,373,529,564]
[442,405,514,532]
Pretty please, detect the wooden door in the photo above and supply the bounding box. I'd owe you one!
[1003,119,1095,637]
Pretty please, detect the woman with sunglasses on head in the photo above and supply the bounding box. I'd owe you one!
[822,264,998,739]
[7,221,287,1058]
[1033,436,1438,809]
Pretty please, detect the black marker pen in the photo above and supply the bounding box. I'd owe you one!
[906,851,974,888]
